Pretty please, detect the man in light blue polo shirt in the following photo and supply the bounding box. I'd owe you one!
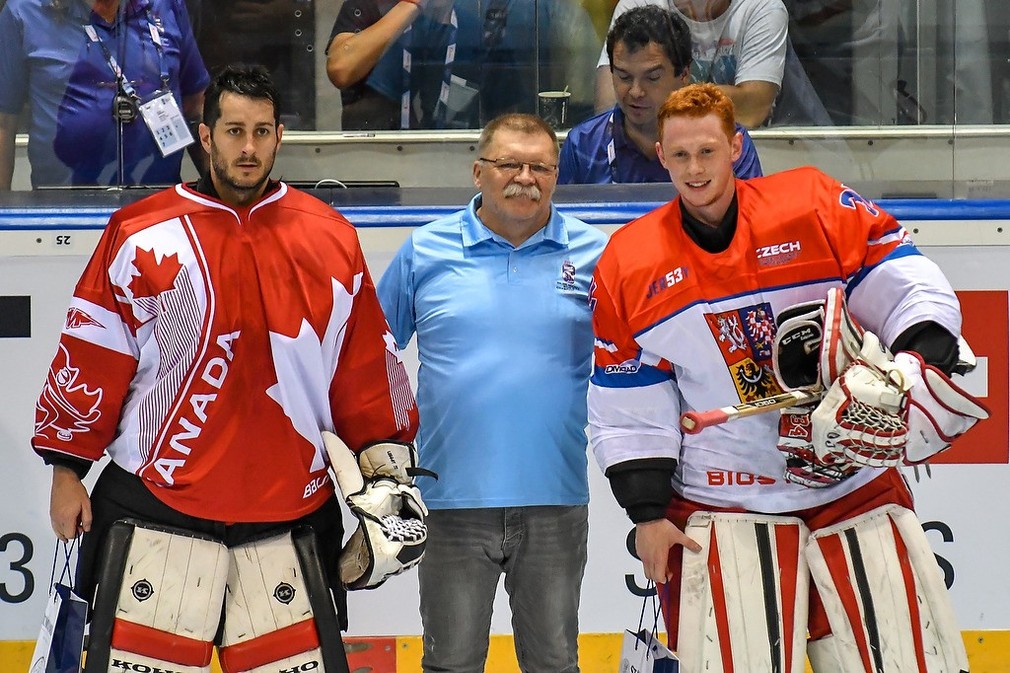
[559,5,761,185]
[378,113,606,673]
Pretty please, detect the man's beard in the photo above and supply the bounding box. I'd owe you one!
[210,148,275,196]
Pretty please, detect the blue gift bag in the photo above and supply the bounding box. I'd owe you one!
[29,538,88,673]
[618,581,679,673]
[619,628,679,673]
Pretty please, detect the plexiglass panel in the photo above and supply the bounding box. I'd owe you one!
[0,0,1005,196]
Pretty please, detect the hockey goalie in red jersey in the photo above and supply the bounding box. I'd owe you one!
[33,66,425,673]
[589,83,988,673]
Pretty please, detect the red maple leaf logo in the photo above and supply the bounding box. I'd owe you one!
[128,248,183,300]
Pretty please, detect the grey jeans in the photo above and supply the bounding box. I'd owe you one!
[418,505,589,673]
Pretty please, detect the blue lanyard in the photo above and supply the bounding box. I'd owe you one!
[606,111,618,183]
[83,3,169,98]
[400,9,458,129]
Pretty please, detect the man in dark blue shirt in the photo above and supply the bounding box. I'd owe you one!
[0,0,208,189]
[325,0,597,131]
[559,5,762,185]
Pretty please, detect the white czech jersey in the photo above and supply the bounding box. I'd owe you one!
[588,167,961,512]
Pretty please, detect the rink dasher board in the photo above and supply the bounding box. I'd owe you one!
[0,204,1008,641]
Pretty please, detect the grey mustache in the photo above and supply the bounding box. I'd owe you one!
[503,184,541,200]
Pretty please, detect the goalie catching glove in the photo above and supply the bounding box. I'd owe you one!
[772,289,867,487]
[322,431,435,590]
[772,288,989,484]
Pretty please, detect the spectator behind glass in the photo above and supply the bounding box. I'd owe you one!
[560,5,762,184]
[0,0,209,189]
[192,0,316,129]
[594,0,787,128]
[325,0,598,130]
[782,0,987,126]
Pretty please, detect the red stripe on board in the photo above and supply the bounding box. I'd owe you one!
[816,535,874,673]
[775,524,802,672]
[111,619,213,667]
[707,527,736,672]
[218,619,320,672]
[345,636,398,672]
[938,290,1009,464]
[891,519,928,673]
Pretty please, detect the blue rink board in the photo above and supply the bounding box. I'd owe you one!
[2,199,1010,231]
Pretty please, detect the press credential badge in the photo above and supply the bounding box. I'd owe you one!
[140,92,194,157]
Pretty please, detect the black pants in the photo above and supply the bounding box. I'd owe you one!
[78,460,348,629]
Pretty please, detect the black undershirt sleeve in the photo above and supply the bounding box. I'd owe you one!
[890,321,959,375]
[40,451,92,480]
[604,458,678,523]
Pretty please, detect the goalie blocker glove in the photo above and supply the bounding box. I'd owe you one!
[322,432,436,590]
[778,407,861,488]
[811,332,990,468]
[772,287,864,393]
[773,287,988,483]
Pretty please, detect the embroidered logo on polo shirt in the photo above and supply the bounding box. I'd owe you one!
[556,259,578,291]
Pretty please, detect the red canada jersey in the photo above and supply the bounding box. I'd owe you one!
[33,182,418,522]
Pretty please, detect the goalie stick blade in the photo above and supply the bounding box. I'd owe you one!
[680,390,822,434]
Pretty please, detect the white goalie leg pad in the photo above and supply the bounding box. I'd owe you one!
[807,637,847,673]
[805,504,968,673]
[678,512,811,673]
[220,527,349,673]
[85,519,229,673]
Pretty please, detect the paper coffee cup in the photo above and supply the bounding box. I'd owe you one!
[538,91,572,129]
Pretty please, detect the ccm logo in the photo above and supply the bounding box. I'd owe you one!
[756,241,801,259]
[778,326,817,348]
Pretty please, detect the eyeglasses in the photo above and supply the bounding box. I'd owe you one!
[478,157,557,177]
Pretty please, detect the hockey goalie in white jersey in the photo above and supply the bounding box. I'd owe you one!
[588,83,989,673]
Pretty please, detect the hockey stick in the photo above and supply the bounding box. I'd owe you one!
[680,389,822,434]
